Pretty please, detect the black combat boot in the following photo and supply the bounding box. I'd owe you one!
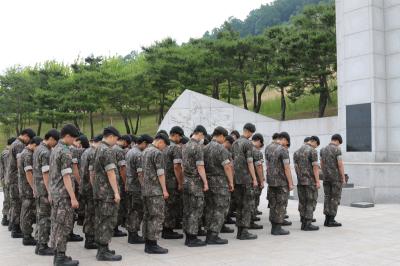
[197,228,207,237]
[128,231,145,244]
[11,224,23,238]
[282,219,292,226]
[303,220,319,231]
[220,224,234,233]
[324,215,329,226]
[256,209,262,215]
[185,234,207,247]
[23,234,37,246]
[236,227,257,240]
[284,214,289,219]
[300,217,305,230]
[271,223,290,236]
[1,215,9,226]
[53,251,79,266]
[113,226,127,237]
[144,239,168,254]
[250,221,263,230]
[161,228,183,239]
[225,216,236,225]
[8,222,13,231]
[36,243,55,256]
[67,231,83,242]
[76,215,84,226]
[84,235,97,249]
[206,231,228,245]
[312,218,316,223]
[252,216,261,222]
[327,216,342,227]
[96,244,122,261]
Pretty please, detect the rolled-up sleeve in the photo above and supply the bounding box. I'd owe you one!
[41,165,50,173]
[105,163,117,171]
[282,149,290,165]
[155,151,165,176]
[61,167,72,176]
[118,160,127,167]
[24,165,33,172]
[311,149,319,166]
[336,148,343,162]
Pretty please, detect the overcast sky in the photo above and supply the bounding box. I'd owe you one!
[0,0,272,73]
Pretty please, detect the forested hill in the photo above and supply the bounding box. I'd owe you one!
[204,0,333,38]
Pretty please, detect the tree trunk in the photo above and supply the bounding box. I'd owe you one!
[212,80,219,99]
[73,116,80,130]
[241,81,248,110]
[158,92,165,125]
[252,83,257,112]
[280,87,286,121]
[128,116,134,134]
[122,114,131,134]
[254,84,267,113]
[37,120,42,136]
[227,79,232,104]
[134,111,141,135]
[318,76,329,118]
[89,111,94,139]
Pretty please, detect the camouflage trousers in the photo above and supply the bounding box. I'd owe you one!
[323,181,342,216]
[205,188,230,233]
[20,197,36,236]
[50,198,74,252]
[182,192,204,235]
[164,188,181,229]
[142,196,165,241]
[297,185,318,220]
[253,186,263,217]
[125,191,143,233]
[228,191,237,216]
[9,184,21,226]
[233,184,255,228]
[94,200,118,245]
[267,186,289,224]
[117,190,127,227]
[83,196,95,236]
[36,196,52,244]
[2,182,10,217]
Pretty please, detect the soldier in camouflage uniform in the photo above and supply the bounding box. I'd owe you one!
[232,123,258,240]
[33,129,59,256]
[182,125,209,247]
[204,126,233,245]
[125,134,153,244]
[162,126,185,240]
[7,128,36,238]
[19,136,42,246]
[93,126,122,261]
[222,135,236,231]
[0,137,16,226]
[79,134,101,249]
[293,136,321,231]
[250,133,265,230]
[320,134,345,227]
[49,124,80,266]
[141,133,170,254]
[266,132,295,236]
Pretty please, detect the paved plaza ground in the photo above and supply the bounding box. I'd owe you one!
[1,191,399,266]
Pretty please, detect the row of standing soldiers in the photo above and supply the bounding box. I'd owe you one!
[0,123,346,266]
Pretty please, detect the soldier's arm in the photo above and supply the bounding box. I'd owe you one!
[61,152,78,208]
[40,152,51,193]
[282,150,294,190]
[311,149,320,186]
[245,144,257,186]
[195,145,208,191]
[135,155,144,186]
[25,168,35,192]
[72,162,81,184]
[155,151,168,198]
[172,147,184,190]
[117,151,127,186]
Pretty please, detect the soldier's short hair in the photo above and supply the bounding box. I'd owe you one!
[44,129,60,141]
[243,123,256,133]
[272,133,280,140]
[225,135,234,145]
[252,133,264,146]
[61,124,80,138]
[137,134,153,144]
[120,135,132,145]
[230,130,240,140]
[103,126,121,138]
[170,126,184,136]
[128,134,138,144]
[93,134,103,142]
[310,135,320,146]
[21,128,36,139]
[157,130,168,136]
[279,132,291,145]
[181,136,189,145]
[7,137,16,145]
[30,136,43,146]
[78,135,90,149]
[331,134,343,144]
[304,136,311,143]
[193,125,207,136]
[212,126,228,137]
[155,132,170,146]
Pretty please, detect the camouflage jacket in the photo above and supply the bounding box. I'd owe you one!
[0,148,9,183]
[293,144,318,186]
[264,141,279,181]
[204,140,231,188]
[18,147,34,198]
[49,140,74,201]
[162,141,182,189]
[112,144,126,187]
[266,144,290,187]
[79,147,94,197]
[232,136,254,185]
[253,147,264,181]
[33,142,51,198]
[320,143,342,182]
[6,138,25,187]
[126,146,143,193]
[182,138,204,195]
[93,141,119,201]
[71,147,84,183]
[141,144,165,197]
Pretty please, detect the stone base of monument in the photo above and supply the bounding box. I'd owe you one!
[292,183,374,207]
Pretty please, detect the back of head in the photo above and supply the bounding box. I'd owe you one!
[310,135,320,146]
[252,133,264,146]
[7,137,16,146]
[103,126,121,138]
[61,124,80,138]
[331,134,343,144]
[225,135,234,145]
[243,123,256,133]
[30,136,43,146]
[78,135,90,149]
[157,130,168,136]
[21,128,36,139]
[45,129,60,141]
[279,131,291,145]
[169,126,184,137]
[212,126,228,137]
[272,133,280,140]
[230,130,240,140]
[193,125,207,136]
[304,136,311,143]
[93,134,103,143]
[155,132,170,146]
[181,136,189,145]
[120,135,132,146]
[137,134,154,145]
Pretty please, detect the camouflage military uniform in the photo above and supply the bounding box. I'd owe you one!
[113,145,127,228]
[252,147,264,216]
[125,146,143,233]
[7,138,25,227]
[293,144,319,221]
[79,147,95,236]
[204,140,231,233]
[320,143,343,216]
[141,144,165,241]
[71,147,85,223]
[182,139,205,235]
[162,142,182,230]
[266,144,290,224]
[93,141,119,246]
[18,148,36,236]
[33,142,52,245]
[49,140,75,253]
[232,136,255,228]
[0,148,10,219]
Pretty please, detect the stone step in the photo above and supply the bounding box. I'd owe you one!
[350,202,375,208]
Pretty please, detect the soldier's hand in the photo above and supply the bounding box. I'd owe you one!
[228,183,234,192]
[178,183,183,192]
[341,177,346,184]
[71,198,79,209]
[259,182,265,189]
[163,191,169,200]
[114,193,121,204]
[252,179,258,188]
[288,184,295,191]
[316,181,321,189]
[203,183,209,192]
